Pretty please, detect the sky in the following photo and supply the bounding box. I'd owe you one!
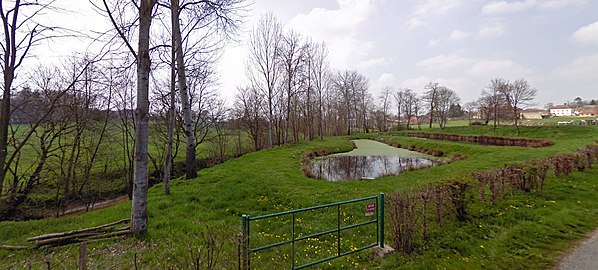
[218,0,598,107]
[20,0,598,108]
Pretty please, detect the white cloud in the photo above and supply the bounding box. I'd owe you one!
[481,0,586,15]
[539,0,587,9]
[405,17,425,30]
[449,30,471,40]
[372,73,399,92]
[290,0,375,39]
[417,53,472,70]
[428,38,441,47]
[289,0,377,69]
[357,57,390,70]
[534,53,598,104]
[481,0,536,16]
[467,59,533,78]
[400,76,435,91]
[552,54,598,79]
[404,0,463,30]
[413,0,463,16]
[572,21,598,44]
[478,20,506,37]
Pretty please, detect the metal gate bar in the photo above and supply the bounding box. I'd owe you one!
[241,193,384,269]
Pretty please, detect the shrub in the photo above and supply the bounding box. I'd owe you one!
[388,191,418,254]
[405,133,554,148]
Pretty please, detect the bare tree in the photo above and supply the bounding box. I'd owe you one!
[463,101,478,124]
[501,79,537,134]
[278,30,304,143]
[393,89,403,130]
[163,27,177,195]
[401,89,417,129]
[171,0,198,179]
[0,0,66,196]
[435,87,460,128]
[483,78,508,131]
[102,0,157,235]
[379,87,392,132]
[248,13,282,148]
[309,41,329,140]
[234,86,264,151]
[129,0,156,236]
[423,82,441,128]
[332,70,368,135]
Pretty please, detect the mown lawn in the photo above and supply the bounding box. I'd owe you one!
[1,125,597,269]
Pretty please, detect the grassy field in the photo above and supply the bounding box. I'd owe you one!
[1,124,598,269]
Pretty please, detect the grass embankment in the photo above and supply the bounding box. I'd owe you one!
[1,125,597,269]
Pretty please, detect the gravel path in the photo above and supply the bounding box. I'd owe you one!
[554,229,598,270]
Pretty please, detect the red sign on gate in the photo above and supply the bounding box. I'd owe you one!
[365,202,376,216]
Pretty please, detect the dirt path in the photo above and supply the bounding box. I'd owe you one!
[58,195,129,217]
[553,229,598,270]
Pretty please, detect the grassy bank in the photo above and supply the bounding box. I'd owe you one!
[1,125,597,269]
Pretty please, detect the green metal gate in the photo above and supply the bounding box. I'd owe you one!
[241,193,384,269]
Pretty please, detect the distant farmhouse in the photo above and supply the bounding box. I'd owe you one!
[520,109,550,119]
[576,105,598,117]
[550,104,573,117]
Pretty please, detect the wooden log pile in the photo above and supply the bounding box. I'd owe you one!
[26,219,130,248]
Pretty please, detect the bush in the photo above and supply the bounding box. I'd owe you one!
[405,133,554,148]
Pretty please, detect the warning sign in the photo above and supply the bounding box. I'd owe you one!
[365,202,376,216]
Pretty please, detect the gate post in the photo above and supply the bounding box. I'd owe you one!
[242,214,250,270]
[379,193,385,248]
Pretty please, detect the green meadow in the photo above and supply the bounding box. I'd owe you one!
[1,124,598,269]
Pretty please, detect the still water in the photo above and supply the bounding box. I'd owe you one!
[310,140,440,181]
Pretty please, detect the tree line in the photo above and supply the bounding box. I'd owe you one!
[1,1,538,236]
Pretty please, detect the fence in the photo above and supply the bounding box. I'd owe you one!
[241,193,384,269]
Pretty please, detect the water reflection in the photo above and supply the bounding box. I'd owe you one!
[311,156,438,181]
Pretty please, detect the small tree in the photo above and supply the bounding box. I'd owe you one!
[501,79,537,134]
[423,82,441,128]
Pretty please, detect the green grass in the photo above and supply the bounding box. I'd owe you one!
[527,116,597,124]
[1,125,598,269]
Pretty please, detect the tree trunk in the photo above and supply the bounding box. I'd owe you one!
[513,107,519,135]
[163,30,176,195]
[131,0,154,236]
[172,0,197,179]
[0,68,13,195]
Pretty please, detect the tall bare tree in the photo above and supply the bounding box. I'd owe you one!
[279,30,304,143]
[103,0,157,235]
[130,0,156,236]
[483,78,508,131]
[248,13,282,148]
[379,87,392,132]
[332,70,368,135]
[0,0,62,195]
[393,89,403,130]
[423,82,441,128]
[309,41,329,140]
[171,0,197,179]
[401,89,417,128]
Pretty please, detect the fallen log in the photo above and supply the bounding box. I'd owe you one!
[35,228,131,248]
[0,245,30,250]
[27,219,129,242]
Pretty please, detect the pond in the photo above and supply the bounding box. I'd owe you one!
[310,139,442,181]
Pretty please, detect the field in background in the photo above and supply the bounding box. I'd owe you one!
[1,125,597,269]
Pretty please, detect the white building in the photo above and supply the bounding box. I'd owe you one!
[550,104,573,116]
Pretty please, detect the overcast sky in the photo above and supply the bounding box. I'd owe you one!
[218,0,598,107]
[28,0,598,107]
